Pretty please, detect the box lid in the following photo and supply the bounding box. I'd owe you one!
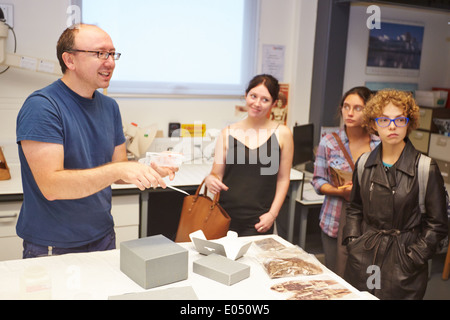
[189,230,252,260]
[121,234,187,259]
[194,253,249,273]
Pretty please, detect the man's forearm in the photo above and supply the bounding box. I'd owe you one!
[38,162,123,201]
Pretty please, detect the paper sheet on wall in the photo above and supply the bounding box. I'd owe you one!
[262,44,285,81]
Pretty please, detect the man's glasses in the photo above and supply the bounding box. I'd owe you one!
[375,117,409,127]
[67,49,121,60]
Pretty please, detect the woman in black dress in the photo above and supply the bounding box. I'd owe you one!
[205,74,294,236]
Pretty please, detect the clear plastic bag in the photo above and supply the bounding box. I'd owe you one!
[139,152,184,168]
[256,246,323,278]
[253,237,286,252]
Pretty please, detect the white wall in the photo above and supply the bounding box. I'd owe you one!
[0,0,317,142]
[1,1,448,144]
[0,0,70,141]
[343,3,450,93]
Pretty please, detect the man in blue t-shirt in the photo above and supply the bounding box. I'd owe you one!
[16,24,176,258]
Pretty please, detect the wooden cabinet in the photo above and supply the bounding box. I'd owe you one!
[429,134,450,162]
[0,194,140,261]
[417,107,450,132]
[111,194,140,246]
[0,202,22,261]
[409,130,430,154]
[409,107,450,154]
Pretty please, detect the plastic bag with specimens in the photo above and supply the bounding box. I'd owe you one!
[253,237,287,252]
[256,246,323,278]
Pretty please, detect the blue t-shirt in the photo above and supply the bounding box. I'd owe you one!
[16,80,126,248]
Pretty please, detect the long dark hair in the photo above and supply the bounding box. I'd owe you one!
[339,86,373,112]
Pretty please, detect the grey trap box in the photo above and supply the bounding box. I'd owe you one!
[120,234,188,289]
[193,254,250,286]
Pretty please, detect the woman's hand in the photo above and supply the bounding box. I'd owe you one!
[205,173,228,194]
[339,183,353,201]
[255,211,276,233]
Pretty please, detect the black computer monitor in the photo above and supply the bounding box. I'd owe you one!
[292,123,314,171]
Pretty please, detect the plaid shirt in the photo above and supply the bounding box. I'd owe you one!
[311,128,380,237]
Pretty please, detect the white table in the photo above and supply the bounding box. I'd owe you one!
[0,235,375,300]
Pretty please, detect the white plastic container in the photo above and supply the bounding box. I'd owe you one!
[20,265,52,300]
[140,152,184,168]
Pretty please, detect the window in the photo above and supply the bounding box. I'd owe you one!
[74,0,259,96]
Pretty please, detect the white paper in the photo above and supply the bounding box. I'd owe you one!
[262,44,285,81]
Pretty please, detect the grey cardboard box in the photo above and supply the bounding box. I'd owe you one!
[193,254,250,286]
[120,234,188,289]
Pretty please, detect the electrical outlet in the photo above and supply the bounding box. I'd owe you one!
[0,4,13,28]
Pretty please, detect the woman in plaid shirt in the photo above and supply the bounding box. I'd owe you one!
[311,87,380,275]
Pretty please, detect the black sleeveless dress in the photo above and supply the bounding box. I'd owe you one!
[219,131,281,236]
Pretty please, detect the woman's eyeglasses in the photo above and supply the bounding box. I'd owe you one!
[375,117,409,127]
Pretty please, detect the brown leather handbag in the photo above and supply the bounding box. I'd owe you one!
[175,179,230,242]
[0,147,11,180]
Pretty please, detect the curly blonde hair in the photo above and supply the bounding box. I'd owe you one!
[363,89,420,135]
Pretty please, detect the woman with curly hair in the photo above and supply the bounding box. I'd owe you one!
[343,89,448,299]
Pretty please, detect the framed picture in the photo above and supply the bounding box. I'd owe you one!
[366,21,424,77]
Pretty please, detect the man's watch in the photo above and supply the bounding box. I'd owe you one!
[346,236,357,244]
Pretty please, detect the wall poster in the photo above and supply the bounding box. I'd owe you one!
[270,84,289,125]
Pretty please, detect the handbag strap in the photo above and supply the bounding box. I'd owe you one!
[194,178,221,205]
[332,132,354,171]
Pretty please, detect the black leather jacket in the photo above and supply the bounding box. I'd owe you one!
[343,139,448,299]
